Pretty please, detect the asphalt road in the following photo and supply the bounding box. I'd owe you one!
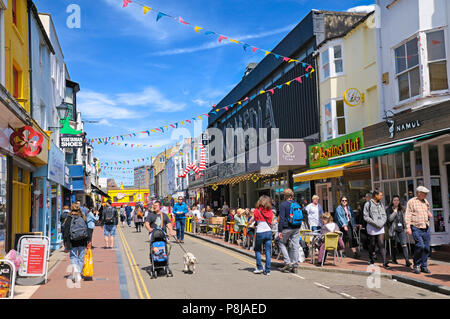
[116,223,449,299]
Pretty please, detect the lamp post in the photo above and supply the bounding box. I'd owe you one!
[48,103,70,130]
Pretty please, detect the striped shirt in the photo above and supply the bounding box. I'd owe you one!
[405,197,431,229]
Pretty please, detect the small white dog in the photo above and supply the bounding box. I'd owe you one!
[183,252,197,273]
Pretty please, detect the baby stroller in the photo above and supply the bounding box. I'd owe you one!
[149,227,173,279]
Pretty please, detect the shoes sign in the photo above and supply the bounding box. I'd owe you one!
[60,134,84,149]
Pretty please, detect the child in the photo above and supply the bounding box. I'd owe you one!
[316,212,345,266]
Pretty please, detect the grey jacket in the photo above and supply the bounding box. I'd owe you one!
[363,200,387,229]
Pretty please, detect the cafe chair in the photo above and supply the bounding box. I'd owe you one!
[321,233,340,267]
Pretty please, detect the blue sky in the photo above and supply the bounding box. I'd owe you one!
[34,0,373,185]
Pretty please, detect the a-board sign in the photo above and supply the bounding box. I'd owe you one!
[0,260,16,299]
[18,236,50,278]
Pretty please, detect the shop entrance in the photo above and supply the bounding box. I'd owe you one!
[315,183,332,213]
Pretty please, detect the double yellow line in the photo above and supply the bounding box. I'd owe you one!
[117,226,151,299]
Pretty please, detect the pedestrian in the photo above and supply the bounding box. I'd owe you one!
[316,212,345,266]
[387,195,411,267]
[364,190,389,269]
[144,201,176,256]
[119,205,126,226]
[133,204,144,233]
[234,209,247,245]
[173,196,189,244]
[191,205,202,233]
[278,189,302,274]
[86,208,99,249]
[335,196,360,259]
[222,201,230,217]
[63,203,88,282]
[304,195,324,231]
[405,186,432,274]
[101,200,119,249]
[249,195,273,275]
[125,204,133,227]
[60,205,70,236]
[224,209,235,242]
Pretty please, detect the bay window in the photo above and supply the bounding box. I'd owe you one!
[395,37,420,101]
[320,41,344,81]
[426,30,448,92]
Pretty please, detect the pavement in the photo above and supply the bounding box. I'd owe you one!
[187,230,450,295]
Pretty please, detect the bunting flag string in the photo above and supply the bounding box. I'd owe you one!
[123,0,315,72]
[100,156,155,167]
[88,67,314,144]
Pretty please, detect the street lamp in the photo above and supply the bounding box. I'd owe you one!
[48,103,70,130]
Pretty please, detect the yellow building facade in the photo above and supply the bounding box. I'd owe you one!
[107,188,150,207]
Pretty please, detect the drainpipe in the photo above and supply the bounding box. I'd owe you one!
[27,0,33,119]
[375,1,387,121]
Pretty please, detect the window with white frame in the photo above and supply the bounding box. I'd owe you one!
[395,37,420,101]
[322,100,346,140]
[426,29,448,92]
[320,41,344,80]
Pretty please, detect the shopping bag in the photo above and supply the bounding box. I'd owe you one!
[298,246,306,263]
[82,248,94,280]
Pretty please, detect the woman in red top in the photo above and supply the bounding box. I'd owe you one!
[248,195,274,275]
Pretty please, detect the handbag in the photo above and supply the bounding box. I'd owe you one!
[82,248,94,280]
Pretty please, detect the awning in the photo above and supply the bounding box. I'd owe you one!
[293,162,361,182]
[91,183,110,198]
[328,138,415,166]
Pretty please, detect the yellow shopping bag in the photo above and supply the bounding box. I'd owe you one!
[82,248,94,280]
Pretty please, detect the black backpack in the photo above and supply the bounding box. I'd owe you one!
[70,215,88,241]
[104,207,116,225]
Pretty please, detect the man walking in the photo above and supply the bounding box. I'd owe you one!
[278,189,302,273]
[101,200,118,249]
[125,204,133,227]
[405,186,433,274]
[173,196,189,243]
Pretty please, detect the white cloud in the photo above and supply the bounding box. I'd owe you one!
[77,91,141,119]
[149,24,296,56]
[116,87,186,112]
[193,98,209,106]
[347,5,376,13]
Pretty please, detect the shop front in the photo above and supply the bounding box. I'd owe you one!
[293,131,371,217]
[329,101,450,246]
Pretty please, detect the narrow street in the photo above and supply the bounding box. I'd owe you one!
[116,224,448,299]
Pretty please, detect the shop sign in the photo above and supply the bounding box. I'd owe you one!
[309,131,364,168]
[18,236,50,278]
[343,88,364,107]
[387,119,421,139]
[0,260,16,299]
[60,135,84,149]
[48,142,65,185]
[278,140,308,166]
[9,125,44,158]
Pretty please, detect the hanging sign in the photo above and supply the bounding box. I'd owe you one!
[343,88,363,107]
[60,135,84,149]
[0,260,16,299]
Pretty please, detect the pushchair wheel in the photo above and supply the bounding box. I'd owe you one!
[167,269,173,277]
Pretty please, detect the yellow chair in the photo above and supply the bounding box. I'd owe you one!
[299,229,312,244]
[321,233,340,266]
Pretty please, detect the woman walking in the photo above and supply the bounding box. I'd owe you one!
[387,195,411,267]
[86,208,99,249]
[134,204,144,232]
[249,195,273,275]
[364,190,390,269]
[335,196,360,259]
[119,205,126,226]
[63,203,89,282]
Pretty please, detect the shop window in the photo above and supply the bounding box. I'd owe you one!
[398,180,407,205]
[373,157,380,181]
[426,30,448,92]
[404,151,412,177]
[387,154,396,179]
[395,37,420,101]
[381,156,388,180]
[415,147,423,176]
[428,145,440,175]
[395,153,404,178]
[407,180,414,199]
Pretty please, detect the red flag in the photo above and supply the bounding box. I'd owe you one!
[295,77,302,84]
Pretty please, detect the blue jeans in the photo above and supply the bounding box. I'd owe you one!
[126,212,131,226]
[411,226,430,268]
[254,231,272,273]
[176,219,185,241]
[70,246,85,273]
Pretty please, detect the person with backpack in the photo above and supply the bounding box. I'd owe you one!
[278,188,303,274]
[335,196,360,259]
[63,203,89,282]
[304,195,324,231]
[125,204,133,227]
[133,204,144,232]
[387,195,411,267]
[364,190,389,269]
[101,200,119,249]
[248,195,274,275]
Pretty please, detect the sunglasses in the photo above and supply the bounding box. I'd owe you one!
[341,199,348,202]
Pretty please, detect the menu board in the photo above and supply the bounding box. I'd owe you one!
[0,260,15,299]
[18,236,49,277]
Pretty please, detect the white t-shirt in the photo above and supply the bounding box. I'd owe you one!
[306,203,321,227]
[256,221,272,233]
[192,210,202,219]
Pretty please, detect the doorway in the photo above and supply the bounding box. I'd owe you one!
[315,183,332,213]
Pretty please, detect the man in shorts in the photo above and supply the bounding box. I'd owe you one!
[102,200,119,249]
